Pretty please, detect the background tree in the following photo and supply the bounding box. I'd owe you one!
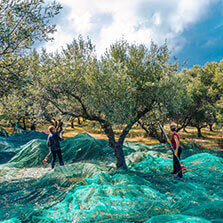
[0,0,61,98]
[138,66,193,142]
[179,63,220,137]
[213,60,223,130]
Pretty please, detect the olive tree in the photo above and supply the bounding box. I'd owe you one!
[0,0,61,97]
[138,69,191,141]
[28,37,179,169]
[176,63,220,137]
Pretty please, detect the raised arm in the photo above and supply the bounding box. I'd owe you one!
[56,132,63,141]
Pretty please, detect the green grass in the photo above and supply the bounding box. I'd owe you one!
[52,124,223,150]
[4,121,223,150]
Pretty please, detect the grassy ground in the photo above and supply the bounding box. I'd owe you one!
[177,126,223,150]
[37,123,223,151]
[3,121,222,150]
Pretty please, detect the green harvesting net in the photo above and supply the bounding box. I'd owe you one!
[0,131,47,164]
[0,132,223,222]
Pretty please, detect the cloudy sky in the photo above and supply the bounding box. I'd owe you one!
[42,0,223,67]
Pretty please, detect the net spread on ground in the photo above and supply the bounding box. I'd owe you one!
[0,131,223,222]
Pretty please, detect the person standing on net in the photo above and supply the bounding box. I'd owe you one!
[47,126,64,169]
[170,125,183,179]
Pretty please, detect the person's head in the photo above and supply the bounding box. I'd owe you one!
[48,126,56,134]
[170,125,177,132]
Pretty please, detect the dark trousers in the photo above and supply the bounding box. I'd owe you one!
[51,149,64,169]
[173,147,182,178]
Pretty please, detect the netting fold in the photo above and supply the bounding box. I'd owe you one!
[0,132,223,222]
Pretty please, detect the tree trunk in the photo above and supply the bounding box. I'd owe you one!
[71,121,74,128]
[197,127,202,138]
[105,126,127,170]
[112,142,127,170]
[148,126,156,137]
[30,121,36,131]
[10,121,15,128]
[140,123,150,137]
[139,122,165,143]
[22,117,26,130]
[153,127,166,143]
[209,124,213,132]
[183,128,188,133]
[102,121,136,170]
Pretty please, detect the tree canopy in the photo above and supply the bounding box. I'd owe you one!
[25,37,180,169]
[0,2,223,167]
[0,0,61,97]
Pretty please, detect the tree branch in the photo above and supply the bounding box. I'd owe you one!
[118,101,155,145]
[176,116,191,132]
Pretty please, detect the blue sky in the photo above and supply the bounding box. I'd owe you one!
[42,0,223,68]
[175,1,223,67]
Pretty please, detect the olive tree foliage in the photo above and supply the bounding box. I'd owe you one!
[138,70,192,142]
[0,0,61,97]
[216,100,223,128]
[0,88,30,125]
[0,53,41,128]
[177,62,220,137]
[0,0,61,127]
[213,60,223,127]
[140,60,222,140]
[27,37,178,169]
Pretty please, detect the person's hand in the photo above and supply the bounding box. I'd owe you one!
[174,150,178,156]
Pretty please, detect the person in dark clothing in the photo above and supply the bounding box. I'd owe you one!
[170,125,183,179]
[47,126,64,169]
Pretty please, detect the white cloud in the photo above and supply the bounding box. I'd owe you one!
[43,0,214,55]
